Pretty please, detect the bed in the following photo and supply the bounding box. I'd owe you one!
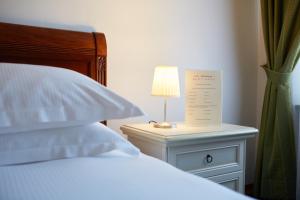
[0,22,253,200]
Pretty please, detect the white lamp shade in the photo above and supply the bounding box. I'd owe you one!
[151,66,180,97]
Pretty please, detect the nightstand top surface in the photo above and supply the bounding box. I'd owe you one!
[121,123,258,142]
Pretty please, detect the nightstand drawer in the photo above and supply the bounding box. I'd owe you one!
[207,171,244,193]
[168,140,244,177]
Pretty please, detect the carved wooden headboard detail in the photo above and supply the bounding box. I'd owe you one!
[0,22,107,86]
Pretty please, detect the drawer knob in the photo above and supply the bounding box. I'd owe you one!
[206,154,213,163]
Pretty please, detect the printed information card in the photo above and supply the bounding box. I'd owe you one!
[185,70,222,128]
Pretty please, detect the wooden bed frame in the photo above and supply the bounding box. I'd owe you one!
[0,22,107,86]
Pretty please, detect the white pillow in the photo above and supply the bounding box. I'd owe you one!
[0,122,140,166]
[0,62,143,134]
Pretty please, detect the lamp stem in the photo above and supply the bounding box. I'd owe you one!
[164,98,167,122]
[153,97,172,128]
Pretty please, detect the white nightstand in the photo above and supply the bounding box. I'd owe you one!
[120,123,258,193]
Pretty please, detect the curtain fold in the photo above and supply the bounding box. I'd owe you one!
[255,0,300,199]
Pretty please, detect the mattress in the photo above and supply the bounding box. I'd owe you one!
[0,151,253,200]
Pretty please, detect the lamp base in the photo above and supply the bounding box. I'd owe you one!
[153,122,172,129]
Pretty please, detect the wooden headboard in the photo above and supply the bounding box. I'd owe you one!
[0,22,107,86]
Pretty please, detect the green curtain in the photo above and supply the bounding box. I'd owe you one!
[255,0,300,199]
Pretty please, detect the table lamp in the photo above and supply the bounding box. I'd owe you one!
[151,66,180,128]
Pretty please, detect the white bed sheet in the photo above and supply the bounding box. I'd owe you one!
[0,151,254,200]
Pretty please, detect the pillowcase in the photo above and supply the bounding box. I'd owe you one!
[0,122,140,166]
[0,62,143,134]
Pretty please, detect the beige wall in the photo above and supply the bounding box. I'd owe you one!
[0,0,259,184]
